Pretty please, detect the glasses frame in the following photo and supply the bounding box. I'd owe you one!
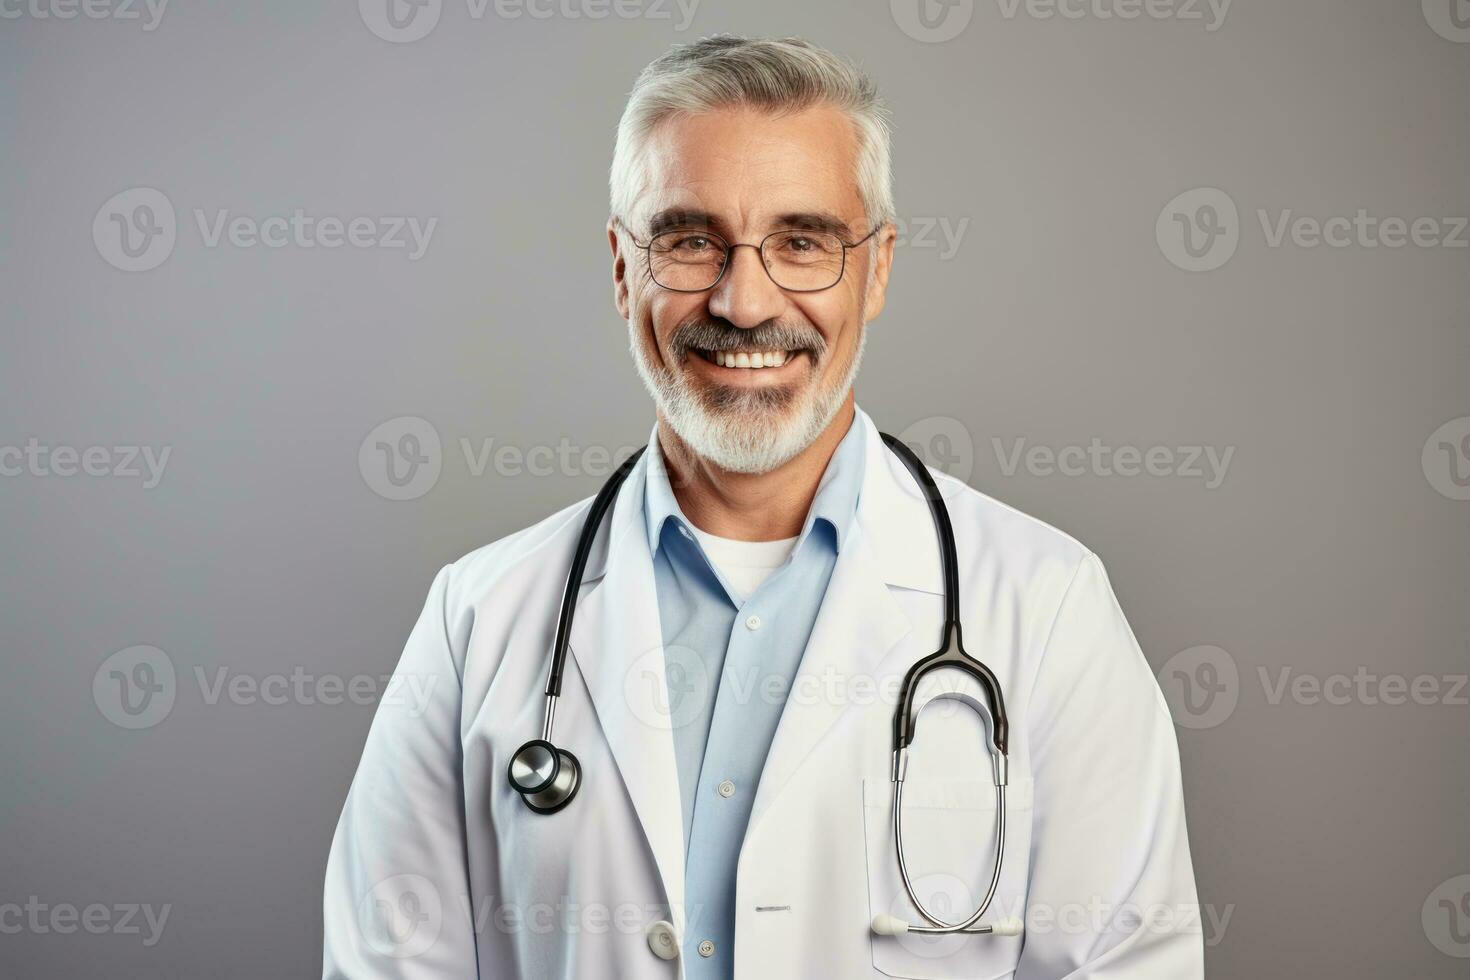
[623,221,881,294]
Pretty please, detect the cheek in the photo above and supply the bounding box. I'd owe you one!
[644,292,706,355]
[794,293,861,364]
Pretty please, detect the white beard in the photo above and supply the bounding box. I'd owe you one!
[629,317,867,475]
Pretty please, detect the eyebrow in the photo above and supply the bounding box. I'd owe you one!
[645,209,714,237]
[644,208,859,241]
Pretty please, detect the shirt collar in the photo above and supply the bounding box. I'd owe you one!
[643,407,867,557]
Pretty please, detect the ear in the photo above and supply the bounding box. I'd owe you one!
[861,223,898,323]
[608,220,631,320]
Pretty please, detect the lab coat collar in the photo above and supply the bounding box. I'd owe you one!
[584,405,945,596]
[851,407,949,597]
[640,407,867,559]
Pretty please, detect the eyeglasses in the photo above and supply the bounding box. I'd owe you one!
[626,224,880,293]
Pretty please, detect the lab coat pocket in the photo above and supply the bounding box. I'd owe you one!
[861,776,1034,980]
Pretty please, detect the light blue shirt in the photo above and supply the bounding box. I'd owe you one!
[643,410,866,977]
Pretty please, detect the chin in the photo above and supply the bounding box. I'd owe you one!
[670,383,842,474]
[698,378,805,417]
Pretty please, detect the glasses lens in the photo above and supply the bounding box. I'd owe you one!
[762,231,845,291]
[647,231,728,291]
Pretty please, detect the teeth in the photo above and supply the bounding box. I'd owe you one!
[712,349,791,369]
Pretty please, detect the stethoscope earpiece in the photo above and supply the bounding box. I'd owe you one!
[871,913,1024,937]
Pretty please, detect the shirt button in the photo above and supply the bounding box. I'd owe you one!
[698,939,716,958]
[717,779,736,798]
[646,920,679,960]
[745,614,761,631]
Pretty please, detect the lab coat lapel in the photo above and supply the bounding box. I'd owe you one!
[748,525,911,824]
[749,412,939,824]
[567,463,686,923]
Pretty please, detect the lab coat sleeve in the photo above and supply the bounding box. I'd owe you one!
[323,564,480,978]
[1013,553,1204,980]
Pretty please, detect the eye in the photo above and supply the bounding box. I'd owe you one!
[770,232,839,254]
[655,232,722,254]
[675,235,714,252]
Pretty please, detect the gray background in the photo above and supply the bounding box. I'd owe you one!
[2,0,1467,976]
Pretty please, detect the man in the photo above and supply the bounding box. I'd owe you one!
[324,35,1202,979]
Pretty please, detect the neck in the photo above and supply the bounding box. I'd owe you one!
[656,393,856,542]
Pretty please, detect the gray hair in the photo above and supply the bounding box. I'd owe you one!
[609,35,894,234]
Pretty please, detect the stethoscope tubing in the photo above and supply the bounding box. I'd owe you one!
[510,428,1017,939]
[543,445,646,710]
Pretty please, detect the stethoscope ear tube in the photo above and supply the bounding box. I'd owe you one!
[876,433,1015,940]
[887,713,1010,935]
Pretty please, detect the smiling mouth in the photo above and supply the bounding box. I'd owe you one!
[691,347,809,370]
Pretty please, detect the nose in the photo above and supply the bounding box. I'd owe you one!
[706,244,786,329]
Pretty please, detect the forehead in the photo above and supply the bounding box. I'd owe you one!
[636,103,865,232]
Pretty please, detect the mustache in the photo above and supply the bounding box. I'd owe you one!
[670,319,827,358]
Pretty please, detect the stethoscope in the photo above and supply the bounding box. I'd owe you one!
[505,432,1023,940]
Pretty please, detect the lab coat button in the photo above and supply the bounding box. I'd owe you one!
[647,920,679,960]
[698,939,716,957]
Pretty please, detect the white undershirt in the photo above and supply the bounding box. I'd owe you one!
[687,526,799,601]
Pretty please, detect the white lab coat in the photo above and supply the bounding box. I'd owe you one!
[323,408,1203,979]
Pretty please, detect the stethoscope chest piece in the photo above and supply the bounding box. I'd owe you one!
[508,738,582,814]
